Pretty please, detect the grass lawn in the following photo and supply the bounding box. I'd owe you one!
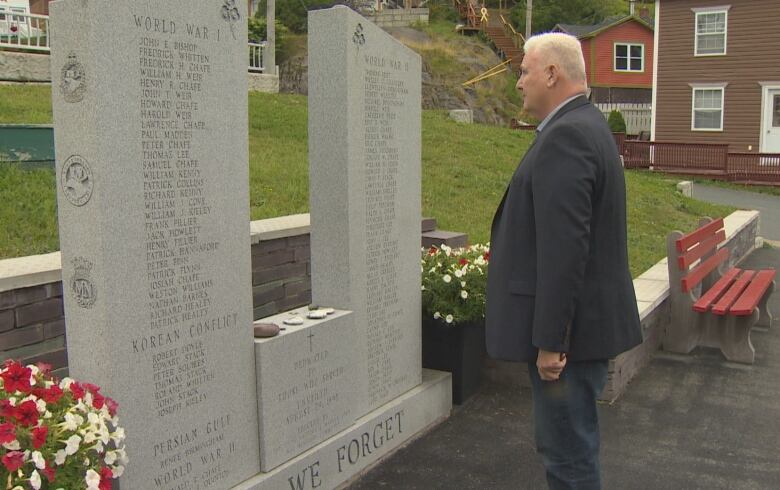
[0,88,735,277]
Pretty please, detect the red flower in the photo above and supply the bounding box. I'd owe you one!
[92,391,106,410]
[42,463,57,482]
[1,451,25,472]
[459,258,469,266]
[0,399,14,419]
[83,383,102,394]
[34,384,64,404]
[0,422,15,444]
[70,382,85,400]
[105,397,119,417]
[32,425,48,448]
[14,400,39,427]
[483,252,490,261]
[99,466,114,490]
[428,246,438,256]
[0,362,32,393]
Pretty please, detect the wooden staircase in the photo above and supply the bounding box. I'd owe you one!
[484,10,524,75]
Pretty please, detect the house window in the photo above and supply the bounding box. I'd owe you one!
[691,85,726,131]
[694,7,729,56]
[615,43,644,72]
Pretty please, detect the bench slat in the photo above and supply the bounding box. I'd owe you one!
[712,270,755,315]
[678,229,727,271]
[675,218,724,253]
[729,269,777,316]
[692,268,741,313]
[681,247,730,293]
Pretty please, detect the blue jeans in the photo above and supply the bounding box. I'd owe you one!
[528,360,609,490]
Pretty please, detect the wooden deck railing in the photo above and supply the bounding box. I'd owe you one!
[499,14,524,49]
[619,141,780,184]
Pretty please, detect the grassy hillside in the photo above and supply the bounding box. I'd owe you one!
[0,87,735,276]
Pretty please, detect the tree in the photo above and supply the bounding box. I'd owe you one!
[510,0,630,36]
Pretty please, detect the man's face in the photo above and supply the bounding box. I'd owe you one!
[517,49,551,120]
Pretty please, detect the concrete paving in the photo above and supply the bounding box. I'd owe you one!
[693,184,780,240]
[349,247,780,490]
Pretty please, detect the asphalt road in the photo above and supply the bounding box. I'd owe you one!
[693,184,780,240]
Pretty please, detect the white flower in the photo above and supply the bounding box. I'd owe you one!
[85,469,101,490]
[32,451,46,469]
[454,269,463,278]
[113,465,125,477]
[445,314,454,324]
[433,312,441,319]
[104,451,117,465]
[65,434,82,455]
[36,399,47,413]
[111,427,126,445]
[442,274,452,283]
[29,470,42,490]
[460,290,468,299]
[54,449,67,465]
[429,267,437,273]
[421,285,425,291]
[61,412,84,431]
[59,378,74,390]
[461,281,466,288]
[3,440,21,451]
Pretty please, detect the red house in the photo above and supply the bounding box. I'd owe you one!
[554,14,655,104]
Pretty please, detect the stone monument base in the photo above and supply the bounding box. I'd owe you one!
[234,369,452,490]
[249,72,280,93]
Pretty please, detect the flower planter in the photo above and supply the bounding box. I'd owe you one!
[421,317,486,404]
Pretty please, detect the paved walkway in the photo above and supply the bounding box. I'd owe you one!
[349,247,780,490]
[693,184,780,240]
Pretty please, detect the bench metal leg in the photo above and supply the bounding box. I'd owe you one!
[756,280,775,329]
[717,312,757,364]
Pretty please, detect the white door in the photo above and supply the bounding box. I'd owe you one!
[762,88,780,154]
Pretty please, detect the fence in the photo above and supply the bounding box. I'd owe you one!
[595,103,651,136]
[248,41,268,73]
[620,140,780,184]
[0,11,49,52]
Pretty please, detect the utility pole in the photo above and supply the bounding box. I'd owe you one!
[525,0,532,41]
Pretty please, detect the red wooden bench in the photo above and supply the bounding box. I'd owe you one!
[664,217,776,363]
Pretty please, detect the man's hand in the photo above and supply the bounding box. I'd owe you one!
[537,349,567,381]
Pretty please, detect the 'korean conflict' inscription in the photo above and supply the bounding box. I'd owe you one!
[363,54,409,406]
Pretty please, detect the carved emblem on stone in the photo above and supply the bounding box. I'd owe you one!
[60,52,86,103]
[61,155,93,206]
[353,23,366,47]
[221,0,241,40]
[70,257,97,309]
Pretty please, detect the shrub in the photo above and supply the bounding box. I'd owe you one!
[608,110,626,133]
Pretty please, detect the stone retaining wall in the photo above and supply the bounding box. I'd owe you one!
[0,213,464,378]
[365,8,429,28]
[0,50,51,82]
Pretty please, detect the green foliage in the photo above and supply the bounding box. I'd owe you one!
[421,244,489,325]
[248,15,290,62]
[426,0,460,23]
[607,110,626,133]
[0,84,52,124]
[254,0,348,33]
[510,0,627,35]
[0,163,59,258]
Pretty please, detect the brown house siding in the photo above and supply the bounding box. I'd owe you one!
[655,0,780,152]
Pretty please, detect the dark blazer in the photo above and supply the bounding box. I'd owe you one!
[486,95,642,362]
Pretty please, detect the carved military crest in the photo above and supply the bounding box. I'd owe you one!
[60,52,86,103]
[353,23,366,47]
[221,0,241,40]
[60,155,93,206]
[70,257,97,309]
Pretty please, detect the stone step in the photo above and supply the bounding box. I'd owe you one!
[421,230,469,249]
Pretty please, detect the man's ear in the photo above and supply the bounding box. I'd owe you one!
[545,64,558,87]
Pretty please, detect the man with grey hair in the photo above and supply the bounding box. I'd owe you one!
[486,32,642,489]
